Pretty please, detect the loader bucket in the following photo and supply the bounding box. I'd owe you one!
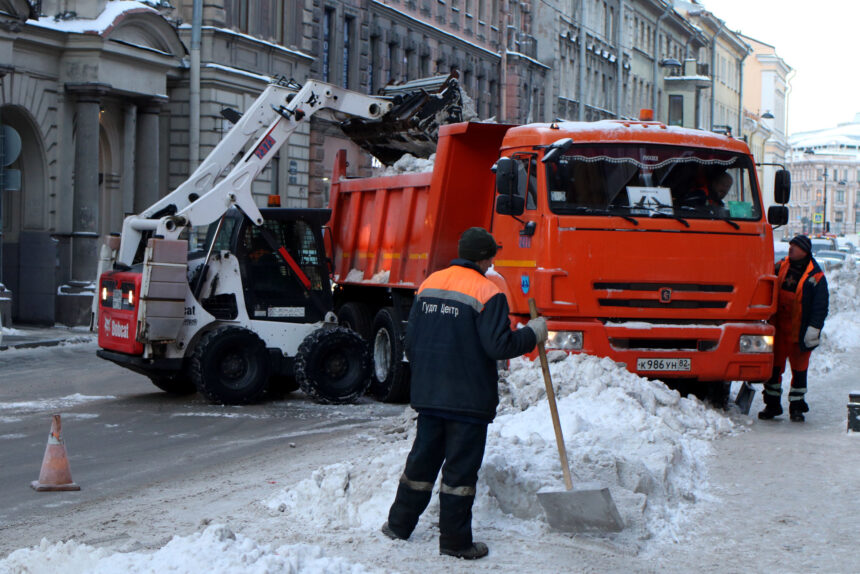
[340,74,466,165]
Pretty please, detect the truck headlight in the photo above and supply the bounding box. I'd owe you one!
[547,331,583,350]
[739,335,773,353]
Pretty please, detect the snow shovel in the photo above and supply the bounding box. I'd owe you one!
[528,298,624,533]
[734,381,756,415]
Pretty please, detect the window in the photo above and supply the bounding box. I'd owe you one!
[545,144,762,221]
[322,8,335,82]
[668,95,683,126]
[388,43,398,83]
[369,36,378,94]
[342,15,354,88]
[837,190,846,203]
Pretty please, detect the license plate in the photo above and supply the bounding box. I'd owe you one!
[636,357,691,372]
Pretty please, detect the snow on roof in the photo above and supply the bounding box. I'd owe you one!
[177,25,314,62]
[28,1,158,35]
[203,63,272,84]
[790,121,860,151]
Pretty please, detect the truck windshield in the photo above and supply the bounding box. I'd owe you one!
[545,144,762,221]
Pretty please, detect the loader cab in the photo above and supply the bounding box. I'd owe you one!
[198,208,333,323]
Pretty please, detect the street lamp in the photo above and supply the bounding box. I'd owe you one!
[761,111,775,119]
[822,167,828,234]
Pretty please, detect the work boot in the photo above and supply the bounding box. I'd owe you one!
[440,542,489,560]
[789,400,809,423]
[757,403,783,420]
[380,522,408,541]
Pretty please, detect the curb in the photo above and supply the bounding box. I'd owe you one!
[0,335,94,352]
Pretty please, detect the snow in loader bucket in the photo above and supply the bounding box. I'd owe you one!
[339,73,466,166]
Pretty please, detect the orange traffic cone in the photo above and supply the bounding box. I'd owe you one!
[31,414,80,491]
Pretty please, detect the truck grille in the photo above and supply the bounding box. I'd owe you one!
[594,282,733,310]
[609,338,719,351]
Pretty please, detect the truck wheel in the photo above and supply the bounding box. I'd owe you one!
[369,307,410,403]
[189,326,270,405]
[148,373,196,395]
[295,327,371,404]
[705,381,732,410]
[337,302,373,340]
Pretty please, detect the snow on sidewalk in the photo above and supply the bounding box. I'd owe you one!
[0,524,382,574]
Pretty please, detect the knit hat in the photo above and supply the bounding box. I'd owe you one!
[789,234,812,255]
[458,227,499,262]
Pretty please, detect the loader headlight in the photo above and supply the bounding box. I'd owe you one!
[739,335,773,354]
[101,286,108,301]
[546,331,583,350]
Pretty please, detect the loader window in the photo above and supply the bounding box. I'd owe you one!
[545,144,762,222]
[238,219,329,323]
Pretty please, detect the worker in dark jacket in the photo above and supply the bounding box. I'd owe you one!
[381,227,546,560]
[759,234,829,422]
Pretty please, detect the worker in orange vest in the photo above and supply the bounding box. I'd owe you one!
[759,234,829,422]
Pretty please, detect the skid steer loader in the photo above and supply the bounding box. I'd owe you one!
[94,75,464,405]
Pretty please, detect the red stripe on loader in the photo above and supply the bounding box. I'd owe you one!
[278,246,312,290]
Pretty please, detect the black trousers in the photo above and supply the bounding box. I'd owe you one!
[387,414,488,550]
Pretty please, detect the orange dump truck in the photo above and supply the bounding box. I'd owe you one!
[328,119,791,404]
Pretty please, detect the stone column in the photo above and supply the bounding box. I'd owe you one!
[66,83,109,283]
[134,101,161,213]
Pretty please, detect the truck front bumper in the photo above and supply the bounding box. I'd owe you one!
[541,319,774,382]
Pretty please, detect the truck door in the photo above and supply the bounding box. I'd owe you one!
[237,216,332,324]
[492,153,539,310]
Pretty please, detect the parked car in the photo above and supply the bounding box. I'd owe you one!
[814,250,848,270]
[810,237,839,253]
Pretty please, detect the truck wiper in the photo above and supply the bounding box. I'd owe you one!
[566,205,639,225]
[716,217,740,230]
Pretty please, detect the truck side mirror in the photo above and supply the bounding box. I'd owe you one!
[496,194,525,216]
[768,205,789,226]
[774,169,791,204]
[495,157,518,197]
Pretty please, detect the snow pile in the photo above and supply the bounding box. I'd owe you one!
[266,354,735,544]
[810,259,860,374]
[0,524,381,574]
[375,153,436,176]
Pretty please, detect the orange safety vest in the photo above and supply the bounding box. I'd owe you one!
[774,258,816,342]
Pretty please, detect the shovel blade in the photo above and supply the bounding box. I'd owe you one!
[537,485,624,533]
[734,381,755,415]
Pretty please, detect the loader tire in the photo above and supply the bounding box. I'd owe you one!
[190,326,270,405]
[336,302,373,340]
[369,307,410,403]
[295,327,371,404]
[148,373,196,395]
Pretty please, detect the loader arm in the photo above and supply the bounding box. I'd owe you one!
[117,80,394,264]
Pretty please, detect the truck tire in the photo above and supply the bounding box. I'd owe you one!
[369,307,410,403]
[189,326,270,405]
[295,327,371,404]
[336,302,373,340]
[148,373,196,395]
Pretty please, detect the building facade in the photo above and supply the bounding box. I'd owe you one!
[738,33,791,211]
[788,117,860,239]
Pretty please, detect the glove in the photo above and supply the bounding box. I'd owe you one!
[527,317,548,345]
[803,326,821,348]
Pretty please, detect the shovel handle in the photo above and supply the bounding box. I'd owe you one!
[529,298,573,491]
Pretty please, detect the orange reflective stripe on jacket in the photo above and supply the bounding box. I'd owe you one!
[417,265,501,312]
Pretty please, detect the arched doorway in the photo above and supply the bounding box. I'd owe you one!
[0,104,52,324]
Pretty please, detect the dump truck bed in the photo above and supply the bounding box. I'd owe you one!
[329,122,513,288]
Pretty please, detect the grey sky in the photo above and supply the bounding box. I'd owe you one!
[704,0,858,135]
